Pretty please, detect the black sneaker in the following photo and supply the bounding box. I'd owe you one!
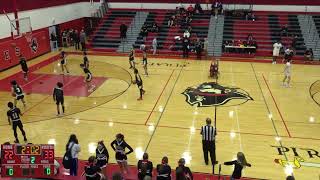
[14,139,19,143]
[24,137,28,142]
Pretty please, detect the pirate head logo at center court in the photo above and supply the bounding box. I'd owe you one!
[182,82,253,107]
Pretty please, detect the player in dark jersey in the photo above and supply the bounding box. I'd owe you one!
[80,64,95,92]
[11,80,26,107]
[83,51,89,69]
[60,51,70,74]
[110,133,133,174]
[133,69,145,101]
[142,52,148,76]
[210,59,219,79]
[19,55,29,81]
[53,82,65,115]
[7,102,27,143]
[129,47,135,69]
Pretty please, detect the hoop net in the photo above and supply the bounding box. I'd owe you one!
[10,17,32,39]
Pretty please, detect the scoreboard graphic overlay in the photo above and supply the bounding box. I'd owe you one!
[1,144,55,178]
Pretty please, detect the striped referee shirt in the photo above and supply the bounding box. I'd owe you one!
[200,125,216,141]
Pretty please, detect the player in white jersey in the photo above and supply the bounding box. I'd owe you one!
[282,61,292,87]
[272,41,282,64]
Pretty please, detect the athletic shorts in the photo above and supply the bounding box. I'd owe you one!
[16,95,24,100]
[56,98,64,105]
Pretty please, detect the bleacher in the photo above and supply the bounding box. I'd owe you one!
[223,11,306,58]
[89,10,136,51]
[133,10,211,56]
[313,15,320,36]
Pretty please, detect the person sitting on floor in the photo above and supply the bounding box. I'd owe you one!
[304,48,314,61]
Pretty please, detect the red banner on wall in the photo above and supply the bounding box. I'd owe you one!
[0,30,50,71]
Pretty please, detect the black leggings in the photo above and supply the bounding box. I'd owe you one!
[13,121,26,140]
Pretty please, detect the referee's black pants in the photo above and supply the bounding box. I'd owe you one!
[202,140,216,165]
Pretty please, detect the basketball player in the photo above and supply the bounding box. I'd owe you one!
[7,102,28,143]
[80,64,95,92]
[60,51,70,74]
[110,133,133,174]
[142,51,148,76]
[83,51,89,69]
[282,60,292,88]
[210,59,219,79]
[11,80,26,107]
[129,47,135,69]
[284,47,294,63]
[53,82,65,115]
[19,55,29,81]
[133,69,145,101]
[272,41,282,64]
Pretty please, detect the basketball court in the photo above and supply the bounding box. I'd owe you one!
[0,51,319,179]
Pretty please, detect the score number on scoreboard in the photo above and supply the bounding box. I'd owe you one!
[1,144,55,178]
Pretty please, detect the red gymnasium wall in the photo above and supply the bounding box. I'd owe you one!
[107,0,320,5]
[0,30,50,71]
[59,18,85,33]
[1,0,100,14]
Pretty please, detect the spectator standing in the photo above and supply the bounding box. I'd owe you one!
[200,118,217,166]
[291,34,299,50]
[187,5,194,16]
[281,24,289,37]
[110,133,133,174]
[156,156,171,180]
[80,29,87,51]
[152,37,158,55]
[203,38,208,59]
[66,134,81,176]
[120,23,128,40]
[182,37,190,58]
[194,3,203,14]
[74,30,80,50]
[224,152,251,180]
[96,141,109,177]
[183,30,190,39]
[195,38,203,60]
[272,41,282,64]
[50,32,58,51]
[137,153,153,180]
[175,158,193,180]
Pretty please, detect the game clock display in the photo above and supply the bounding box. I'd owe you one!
[1,144,55,178]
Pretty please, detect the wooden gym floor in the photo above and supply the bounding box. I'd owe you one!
[0,52,319,179]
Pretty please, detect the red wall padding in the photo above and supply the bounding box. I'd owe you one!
[0,30,50,71]
[1,0,100,14]
[59,18,85,32]
[106,0,320,5]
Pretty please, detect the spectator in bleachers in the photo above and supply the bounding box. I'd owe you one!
[178,3,185,13]
[66,134,81,176]
[168,16,175,27]
[175,158,193,180]
[120,23,128,40]
[245,12,256,21]
[224,152,251,180]
[291,34,299,49]
[247,34,253,43]
[156,156,171,180]
[211,1,219,17]
[183,30,190,39]
[281,24,289,37]
[304,48,314,61]
[140,23,148,40]
[150,22,159,32]
[137,153,153,180]
[152,37,158,55]
[187,5,194,16]
[96,141,109,177]
[194,3,203,14]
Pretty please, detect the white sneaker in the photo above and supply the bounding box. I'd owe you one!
[272,61,276,64]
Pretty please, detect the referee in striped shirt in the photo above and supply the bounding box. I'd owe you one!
[200,118,217,165]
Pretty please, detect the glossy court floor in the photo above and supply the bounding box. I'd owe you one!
[0,52,319,180]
